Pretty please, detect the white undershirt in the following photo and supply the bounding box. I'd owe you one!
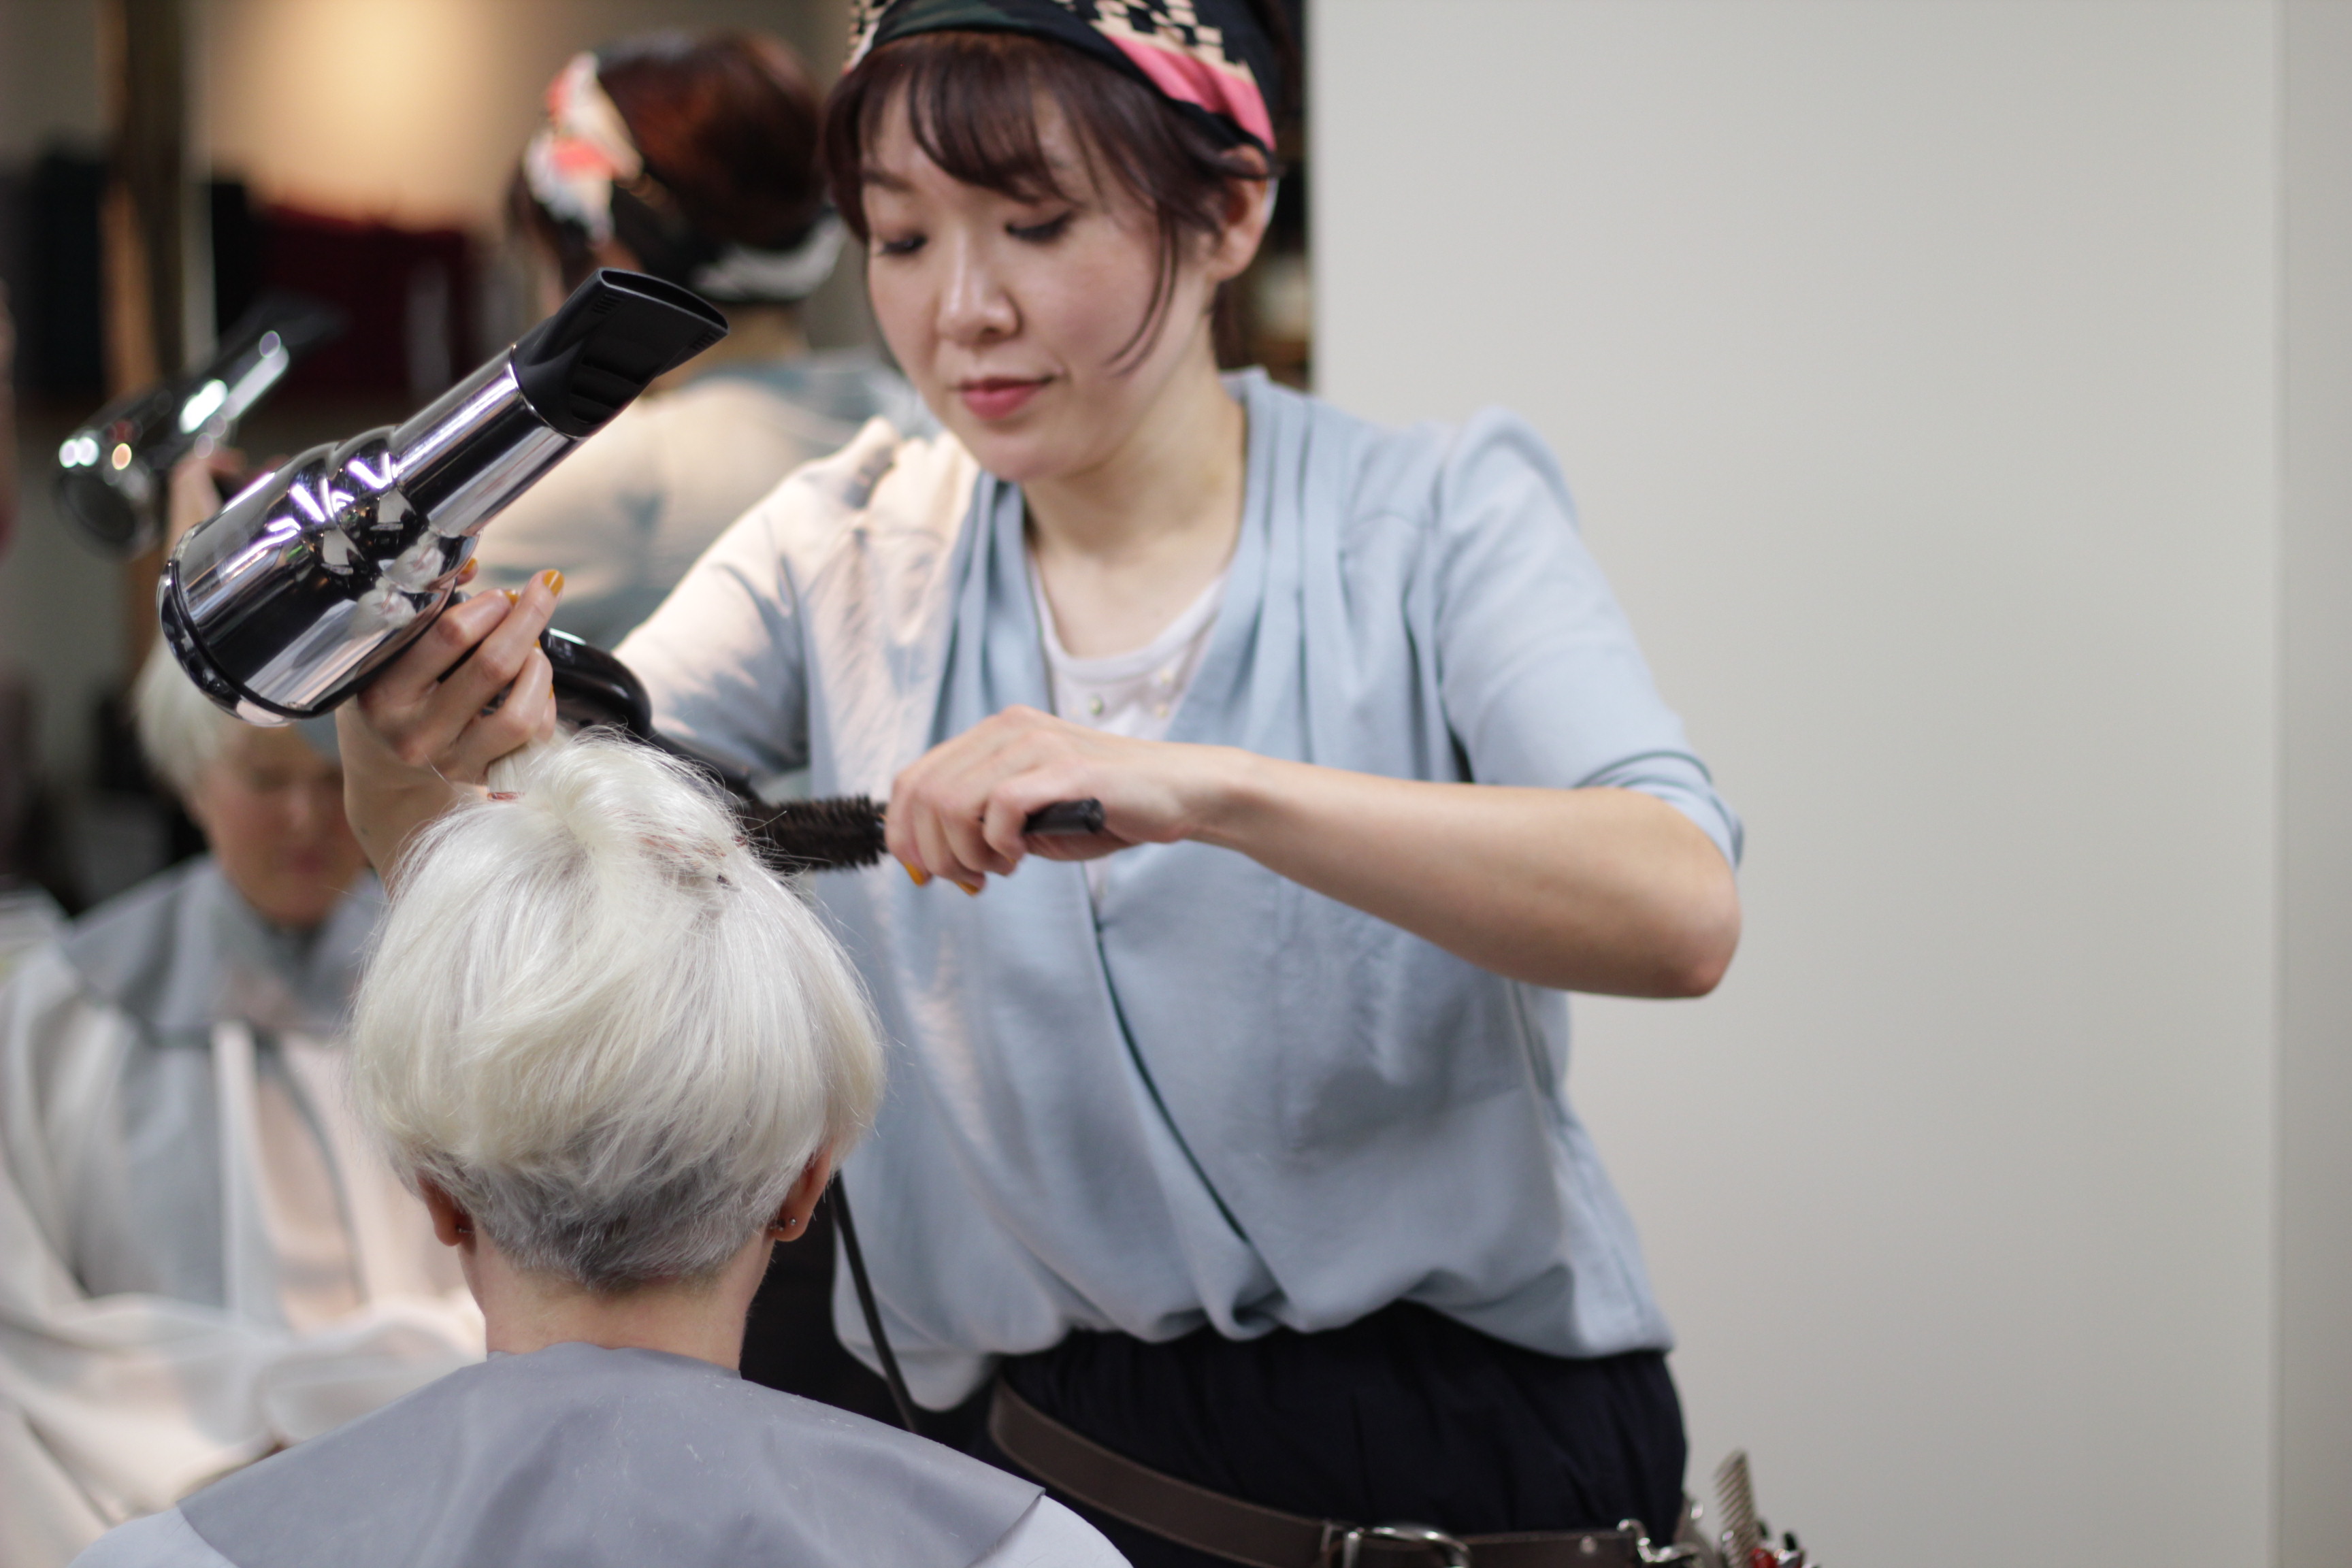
[1030,557,1227,904]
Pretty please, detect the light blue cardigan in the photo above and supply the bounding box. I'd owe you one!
[619,372,1742,1405]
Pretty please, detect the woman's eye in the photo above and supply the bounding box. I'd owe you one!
[874,233,926,257]
[1007,212,1074,244]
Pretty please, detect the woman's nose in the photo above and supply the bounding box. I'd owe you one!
[936,235,1017,344]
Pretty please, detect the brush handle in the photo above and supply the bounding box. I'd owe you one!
[1023,798,1105,836]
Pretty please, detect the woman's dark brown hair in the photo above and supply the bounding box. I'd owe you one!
[821,6,1297,368]
[516,31,827,293]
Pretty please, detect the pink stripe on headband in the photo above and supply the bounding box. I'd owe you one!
[1105,33,1274,150]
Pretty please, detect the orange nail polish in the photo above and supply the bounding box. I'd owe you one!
[541,568,566,595]
[958,880,983,897]
[455,559,480,585]
[903,862,930,887]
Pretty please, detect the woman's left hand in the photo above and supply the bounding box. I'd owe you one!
[887,704,1738,997]
[884,704,1241,890]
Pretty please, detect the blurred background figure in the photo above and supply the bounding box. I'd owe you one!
[466,31,926,649]
[0,651,480,1568]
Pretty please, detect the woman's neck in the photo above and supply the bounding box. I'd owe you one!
[1022,344,1247,658]
[468,1231,773,1371]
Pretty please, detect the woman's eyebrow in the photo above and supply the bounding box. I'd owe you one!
[862,169,914,191]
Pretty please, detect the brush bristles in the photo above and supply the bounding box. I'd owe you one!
[745,796,888,872]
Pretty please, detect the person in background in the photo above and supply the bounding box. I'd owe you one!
[0,652,480,1568]
[470,31,926,651]
[69,734,1123,1568]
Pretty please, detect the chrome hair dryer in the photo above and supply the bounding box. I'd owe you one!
[54,291,347,553]
[159,270,725,725]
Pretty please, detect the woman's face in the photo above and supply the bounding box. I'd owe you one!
[187,725,368,930]
[860,97,1254,484]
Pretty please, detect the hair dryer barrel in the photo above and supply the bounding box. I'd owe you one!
[159,270,725,725]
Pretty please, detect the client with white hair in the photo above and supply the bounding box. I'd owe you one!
[71,734,1125,1568]
[0,654,480,1568]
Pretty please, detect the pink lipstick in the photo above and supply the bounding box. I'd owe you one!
[958,377,1049,421]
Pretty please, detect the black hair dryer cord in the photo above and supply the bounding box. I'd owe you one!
[830,1179,926,1436]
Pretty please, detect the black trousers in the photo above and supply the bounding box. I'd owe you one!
[960,1304,1688,1568]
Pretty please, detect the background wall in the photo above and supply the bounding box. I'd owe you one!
[1316,2,2341,1563]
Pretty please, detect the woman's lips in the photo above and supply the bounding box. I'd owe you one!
[958,377,1049,421]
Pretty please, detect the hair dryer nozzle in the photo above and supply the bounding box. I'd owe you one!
[512,269,728,438]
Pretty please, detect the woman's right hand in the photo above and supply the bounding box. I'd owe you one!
[336,569,565,877]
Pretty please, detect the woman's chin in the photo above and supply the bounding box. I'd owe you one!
[952,424,1076,485]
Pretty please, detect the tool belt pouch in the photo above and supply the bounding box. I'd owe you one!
[987,1379,1718,1568]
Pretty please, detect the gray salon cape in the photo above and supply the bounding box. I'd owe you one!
[620,371,1744,1406]
[0,861,478,1568]
[71,1343,1123,1568]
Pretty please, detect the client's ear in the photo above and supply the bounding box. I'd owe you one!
[416,1179,477,1250]
[770,1146,838,1243]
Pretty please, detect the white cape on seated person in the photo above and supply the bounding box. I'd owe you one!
[0,658,479,1568]
[70,734,1122,1568]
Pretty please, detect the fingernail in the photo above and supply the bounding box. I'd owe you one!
[502,588,519,605]
[455,559,479,585]
[902,862,930,887]
[957,879,983,897]
[540,568,565,596]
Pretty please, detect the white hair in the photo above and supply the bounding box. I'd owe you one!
[348,732,884,1292]
[133,643,240,797]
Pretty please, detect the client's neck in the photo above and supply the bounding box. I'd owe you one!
[467,1231,773,1371]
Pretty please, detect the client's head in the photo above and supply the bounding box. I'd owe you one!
[349,734,882,1315]
[135,644,367,929]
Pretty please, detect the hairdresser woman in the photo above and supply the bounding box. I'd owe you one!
[336,3,1742,1564]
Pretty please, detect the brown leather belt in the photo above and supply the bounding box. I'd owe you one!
[987,1379,1680,1568]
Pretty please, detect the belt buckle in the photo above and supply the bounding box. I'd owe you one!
[1617,1518,1701,1566]
[1333,1522,1472,1568]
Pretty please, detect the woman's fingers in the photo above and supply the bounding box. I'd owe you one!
[449,646,556,779]
[367,589,521,718]
[890,706,1182,890]
[435,572,563,721]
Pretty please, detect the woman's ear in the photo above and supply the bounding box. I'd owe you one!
[1205,154,1276,285]
[416,1179,476,1250]
[769,1145,840,1242]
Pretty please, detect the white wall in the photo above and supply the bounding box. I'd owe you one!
[1316,3,2314,1563]
[2278,5,2352,1565]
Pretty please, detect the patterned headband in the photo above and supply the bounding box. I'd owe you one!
[521,52,846,304]
[847,0,1280,153]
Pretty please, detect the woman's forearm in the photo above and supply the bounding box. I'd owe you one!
[1190,752,1740,996]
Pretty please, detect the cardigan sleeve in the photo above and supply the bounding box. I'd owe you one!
[1424,410,1743,868]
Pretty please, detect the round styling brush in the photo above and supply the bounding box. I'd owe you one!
[745,797,1106,874]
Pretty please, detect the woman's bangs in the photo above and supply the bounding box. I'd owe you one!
[837,35,1083,231]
